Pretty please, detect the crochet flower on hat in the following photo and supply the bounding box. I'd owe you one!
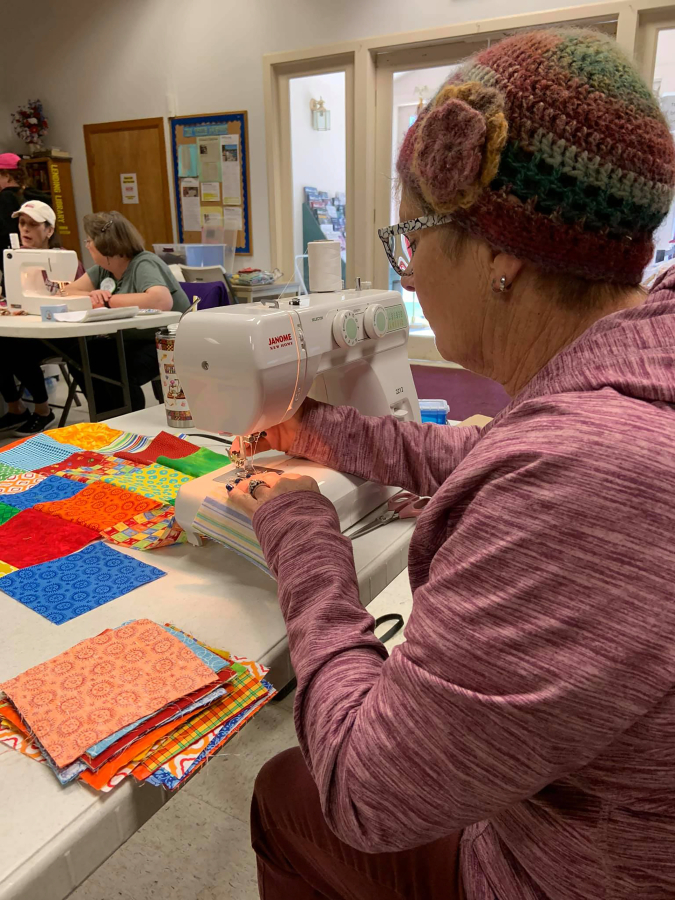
[403,82,508,213]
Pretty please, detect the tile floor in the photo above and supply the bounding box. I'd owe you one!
[70,570,413,900]
[4,370,415,900]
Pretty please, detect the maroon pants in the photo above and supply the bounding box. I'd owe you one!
[251,747,466,900]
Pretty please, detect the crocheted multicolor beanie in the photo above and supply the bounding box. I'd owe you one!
[397,29,675,283]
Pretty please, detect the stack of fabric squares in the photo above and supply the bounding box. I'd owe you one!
[0,619,275,792]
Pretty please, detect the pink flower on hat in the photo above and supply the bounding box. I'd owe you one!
[399,81,508,214]
[414,99,487,208]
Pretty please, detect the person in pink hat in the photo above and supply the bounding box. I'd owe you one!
[0,152,28,272]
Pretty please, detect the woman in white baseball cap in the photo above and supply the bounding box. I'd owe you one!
[0,200,85,435]
[12,199,57,248]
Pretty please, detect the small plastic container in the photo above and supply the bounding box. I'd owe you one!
[419,399,450,424]
[191,235,237,274]
[153,243,187,266]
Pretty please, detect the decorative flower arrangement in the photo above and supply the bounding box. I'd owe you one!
[11,99,49,150]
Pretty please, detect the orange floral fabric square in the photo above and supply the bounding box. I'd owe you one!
[34,482,163,533]
[0,619,216,767]
[45,423,123,451]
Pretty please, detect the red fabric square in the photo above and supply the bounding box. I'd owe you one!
[0,509,99,568]
[115,431,199,466]
[34,451,110,476]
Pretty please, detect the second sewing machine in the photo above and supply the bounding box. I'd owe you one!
[2,248,91,314]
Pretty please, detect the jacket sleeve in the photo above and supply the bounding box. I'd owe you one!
[289,400,485,497]
[253,434,675,853]
[0,191,20,256]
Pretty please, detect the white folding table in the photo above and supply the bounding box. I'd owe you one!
[0,404,416,900]
[0,312,181,423]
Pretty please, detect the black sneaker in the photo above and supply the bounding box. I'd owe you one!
[14,411,56,436]
[0,409,31,434]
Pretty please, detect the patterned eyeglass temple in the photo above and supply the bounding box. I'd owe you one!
[377,214,454,277]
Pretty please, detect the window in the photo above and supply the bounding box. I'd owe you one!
[289,72,347,290]
[651,27,675,264]
[388,64,460,328]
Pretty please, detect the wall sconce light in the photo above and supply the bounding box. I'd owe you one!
[310,97,331,131]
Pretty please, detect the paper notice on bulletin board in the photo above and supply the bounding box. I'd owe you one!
[180,178,201,232]
[222,207,243,232]
[200,181,221,202]
[120,173,139,204]
[201,207,223,227]
[178,144,198,177]
[197,136,221,182]
[220,135,241,204]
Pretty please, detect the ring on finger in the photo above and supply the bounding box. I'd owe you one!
[248,479,267,497]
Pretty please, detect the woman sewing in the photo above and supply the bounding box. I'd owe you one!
[0,200,85,436]
[62,211,189,411]
[227,30,675,900]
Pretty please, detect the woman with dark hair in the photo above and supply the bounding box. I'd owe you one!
[0,200,85,435]
[227,29,675,900]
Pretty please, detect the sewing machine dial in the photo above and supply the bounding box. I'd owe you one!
[333,309,360,348]
[364,304,387,339]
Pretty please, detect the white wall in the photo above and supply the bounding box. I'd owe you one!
[290,72,346,259]
[2,0,611,270]
[0,92,20,155]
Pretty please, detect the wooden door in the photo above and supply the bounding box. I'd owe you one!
[83,117,173,248]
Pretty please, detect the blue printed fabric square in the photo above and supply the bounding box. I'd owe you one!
[161,623,230,672]
[0,434,84,471]
[0,542,166,625]
[0,475,87,511]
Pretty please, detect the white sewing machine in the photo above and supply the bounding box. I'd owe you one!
[2,248,91,314]
[173,288,420,543]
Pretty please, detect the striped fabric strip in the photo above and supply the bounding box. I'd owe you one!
[97,432,188,455]
[193,490,272,576]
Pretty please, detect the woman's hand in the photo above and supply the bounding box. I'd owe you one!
[230,403,306,457]
[89,289,112,309]
[226,471,320,518]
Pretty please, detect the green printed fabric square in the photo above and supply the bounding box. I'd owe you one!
[0,461,27,480]
[0,501,20,526]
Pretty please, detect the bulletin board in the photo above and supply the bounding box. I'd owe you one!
[170,111,252,255]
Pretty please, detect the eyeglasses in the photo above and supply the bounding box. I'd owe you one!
[378,214,454,277]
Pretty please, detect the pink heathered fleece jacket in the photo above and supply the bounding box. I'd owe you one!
[253,267,675,900]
